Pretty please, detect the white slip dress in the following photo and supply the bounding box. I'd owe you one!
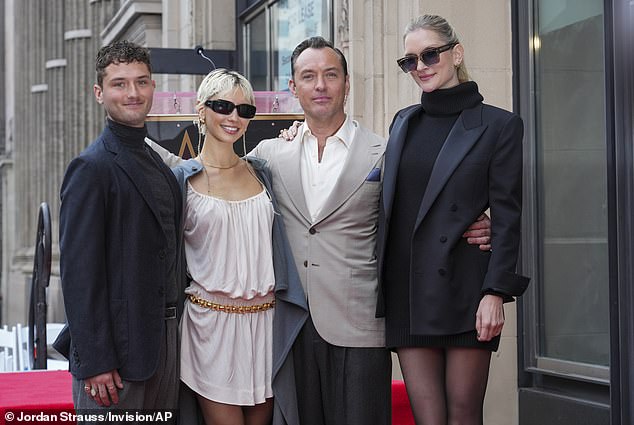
[180,182,275,405]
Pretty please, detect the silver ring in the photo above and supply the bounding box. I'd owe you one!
[90,387,97,397]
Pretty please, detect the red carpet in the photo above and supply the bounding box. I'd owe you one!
[0,372,413,425]
[392,379,415,425]
[0,370,74,424]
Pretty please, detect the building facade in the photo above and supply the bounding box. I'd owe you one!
[2,0,632,423]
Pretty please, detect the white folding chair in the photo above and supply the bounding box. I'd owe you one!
[16,323,30,370]
[16,322,69,370]
[0,325,19,372]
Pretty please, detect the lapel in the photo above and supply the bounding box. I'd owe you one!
[276,129,312,223]
[102,127,166,231]
[315,123,383,223]
[382,104,421,221]
[413,104,487,231]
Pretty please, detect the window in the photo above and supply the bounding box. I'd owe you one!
[246,10,268,90]
[242,0,333,91]
[529,0,609,380]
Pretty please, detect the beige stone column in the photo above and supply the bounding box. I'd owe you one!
[42,0,66,322]
[24,0,47,251]
[90,1,121,131]
[5,0,45,324]
[1,0,17,326]
[64,0,101,165]
[44,0,66,241]
[345,0,386,135]
[343,0,414,138]
[2,0,118,325]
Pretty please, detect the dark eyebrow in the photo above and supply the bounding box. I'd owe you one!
[109,75,151,82]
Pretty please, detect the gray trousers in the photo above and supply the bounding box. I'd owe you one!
[292,314,392,425]
[72,317,178,423]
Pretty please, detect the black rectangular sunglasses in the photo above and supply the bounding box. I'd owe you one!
[204,99,257,119]
[396,42,458,73]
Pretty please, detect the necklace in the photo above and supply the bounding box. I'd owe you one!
[199,156,242,195]
[198,155,241,169]
[202,166,213,195]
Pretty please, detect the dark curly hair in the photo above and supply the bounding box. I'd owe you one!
[95,40,152,86]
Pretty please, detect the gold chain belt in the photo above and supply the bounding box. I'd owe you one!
[188,294,275,314]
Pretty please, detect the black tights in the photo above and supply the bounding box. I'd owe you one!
[397,347,492,425]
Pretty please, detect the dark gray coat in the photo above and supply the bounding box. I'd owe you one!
[56,125,183,381]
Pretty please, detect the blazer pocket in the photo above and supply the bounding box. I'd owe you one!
[347,268,383,331]
[365,167,381,182]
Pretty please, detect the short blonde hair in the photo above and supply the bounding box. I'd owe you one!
[197,68,255,107]
[194,69,256,147]
[404,15,470,83]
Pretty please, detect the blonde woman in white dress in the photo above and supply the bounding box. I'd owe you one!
[150,69,308,425]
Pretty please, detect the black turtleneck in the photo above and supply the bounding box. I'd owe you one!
[383,82,483,343]
[107,119,148,149]
[107,119,179,305]
[419,81,483,115]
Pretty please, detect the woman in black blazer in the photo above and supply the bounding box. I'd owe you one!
[376,15,529,425]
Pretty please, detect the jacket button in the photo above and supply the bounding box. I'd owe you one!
[158,249,166,259]
[438,268,446,276]
[450,204,458,212]
[440,236,447,243]
[309,227,316,235]
[303,260,308,267]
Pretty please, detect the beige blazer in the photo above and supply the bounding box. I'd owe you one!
[251,122,386,347]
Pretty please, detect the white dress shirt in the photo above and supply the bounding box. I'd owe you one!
[300,115,357,221]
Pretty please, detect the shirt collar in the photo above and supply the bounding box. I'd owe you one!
[300,115,356,148]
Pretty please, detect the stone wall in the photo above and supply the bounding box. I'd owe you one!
[2,0,122,325]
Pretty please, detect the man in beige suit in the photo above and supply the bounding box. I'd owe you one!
[251,36,490,425]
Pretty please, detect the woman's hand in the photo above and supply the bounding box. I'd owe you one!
[475,294,504,341]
